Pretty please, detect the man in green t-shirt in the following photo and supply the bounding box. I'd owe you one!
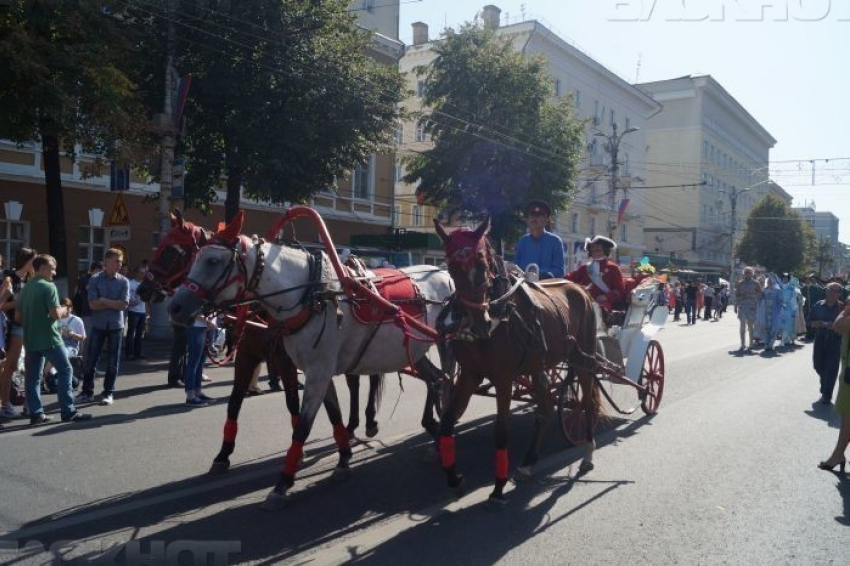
[16,255,92,425]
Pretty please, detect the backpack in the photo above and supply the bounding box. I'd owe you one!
[72,274,91,316]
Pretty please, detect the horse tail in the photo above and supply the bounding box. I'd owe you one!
[372,373,385,412]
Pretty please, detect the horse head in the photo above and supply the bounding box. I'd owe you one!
[434,217,493,340]
[138,209,212,303]
[169,211,248,326]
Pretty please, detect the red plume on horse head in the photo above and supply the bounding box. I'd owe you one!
[214,210,245,244]
[434,217,491,259]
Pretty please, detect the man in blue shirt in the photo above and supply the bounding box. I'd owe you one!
[76,248,129,406]
[513,200,565,279]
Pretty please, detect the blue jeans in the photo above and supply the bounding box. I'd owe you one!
[26,345,77,420]
[685,299,696,324]
[83,327,123,396]
[184,326,207,394]
[125,311,147,358]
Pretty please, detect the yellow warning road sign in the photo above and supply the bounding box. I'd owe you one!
[107,193,130,226]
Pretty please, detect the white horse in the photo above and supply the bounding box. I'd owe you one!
[169,212,454,510]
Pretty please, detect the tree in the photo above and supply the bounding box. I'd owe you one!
[403,23,584,247]
[737,194,806,274]
[155,0,404,220]
[0,0,153,279]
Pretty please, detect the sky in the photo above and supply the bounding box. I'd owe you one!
[396,0,850,242]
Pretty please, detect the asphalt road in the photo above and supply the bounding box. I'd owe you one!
[0,313,847,565]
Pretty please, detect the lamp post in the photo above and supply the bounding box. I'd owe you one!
[720,178,771,291]
[595,124,639,243]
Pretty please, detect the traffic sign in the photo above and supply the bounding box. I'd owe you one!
[107,193,131,226]
[107,226,131,242]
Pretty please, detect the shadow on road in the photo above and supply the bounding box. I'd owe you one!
[1,404,655,564]
[803,401,841,429]
[837,475,850,527]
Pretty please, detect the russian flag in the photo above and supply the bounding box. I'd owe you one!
[616,198,630,226]
[173,74,193,129]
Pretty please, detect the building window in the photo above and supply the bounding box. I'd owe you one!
[0,219,29,266]
[412,205,423,227]
[78,225,106,274]
[620,223,627,242]
[590,216,597,236]
[414,119,428,142]
[571,212,579,233]
[394,123,404,147]
[610,108,616,126]
[703,140,709,158]
[417,80,427,98]
[593,100,600,125]
[623,153,631,177]
[351,155,374,200]
[574,89,582,108]
[625,116,631,131]
[392,204,401,225]
[554,79,561,97]
[394,159,404,183]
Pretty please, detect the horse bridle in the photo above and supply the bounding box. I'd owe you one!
[183,236,256,305]
[149,226,209,293]
[446,236,496,313]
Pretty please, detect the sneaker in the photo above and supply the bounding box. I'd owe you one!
[62,412,93,422]
[75,393,94,404]
[99,394,114,406]
[196,393,216,403]
[185,397,208,407]
[30,413,52,426]
[0,405,21,419]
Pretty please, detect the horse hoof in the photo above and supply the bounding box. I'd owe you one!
[208,460,230,475]
[331,466,352,483]
[578,460,595,475]
[366,424,379,438]
[513,466,533,483]
[450,477,467,498]
[260,491,289,512]
[487,495,508,510]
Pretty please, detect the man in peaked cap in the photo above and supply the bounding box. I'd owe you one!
[566,235,625,312]
[513,200,565,280]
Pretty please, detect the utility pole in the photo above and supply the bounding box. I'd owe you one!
[150,0,178,339]
[596,123,639,240]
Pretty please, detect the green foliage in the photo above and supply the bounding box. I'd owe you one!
[159,0,405,214]
[0,0,153,158]
[403,23,584,242]
[737,194,806,274]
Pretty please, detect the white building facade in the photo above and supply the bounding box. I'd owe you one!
[636,74,777,275]
[396,5,661,271]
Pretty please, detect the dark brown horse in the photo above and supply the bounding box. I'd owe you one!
[138,211,382,474]
[434,218,600,504]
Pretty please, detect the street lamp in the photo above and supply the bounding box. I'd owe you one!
[595,124,639,239]
[720,177,771,290]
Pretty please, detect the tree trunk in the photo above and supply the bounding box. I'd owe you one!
[41,133,69,278]
[225,166,242,223]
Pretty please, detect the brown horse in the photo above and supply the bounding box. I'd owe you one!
[138,211,382,475]
[434,217,600,504]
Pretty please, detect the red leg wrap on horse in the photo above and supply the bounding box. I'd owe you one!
[291,415,299,429]
[333,424,350,450]
[495,449,509,481]
[223,419,238,443]
[439,436,456,468]
[283,441,304,477]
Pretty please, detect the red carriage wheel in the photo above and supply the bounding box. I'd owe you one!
[639,340,665,415]
[557,369,596,446]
